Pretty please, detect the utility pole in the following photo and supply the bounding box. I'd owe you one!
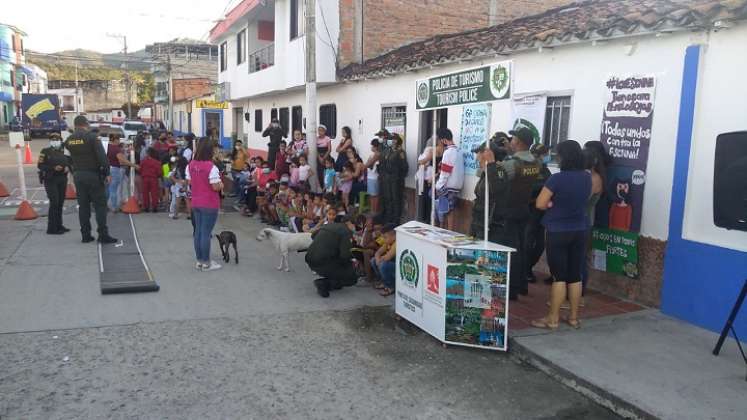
[167,54,174,131]
[305,0,319,192]
[123,35,132,119]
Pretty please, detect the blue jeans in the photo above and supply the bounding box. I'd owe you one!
[372,259,395,289]
[108,167,124,210]
[192,207,219,263]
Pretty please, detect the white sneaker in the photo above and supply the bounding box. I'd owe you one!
[202,261,222,271]
[170,213,178,219]
[195,262,205,271]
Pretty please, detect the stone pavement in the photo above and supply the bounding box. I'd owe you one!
[511,310,747,420]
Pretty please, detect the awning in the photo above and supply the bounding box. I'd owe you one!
[18,65,34,78]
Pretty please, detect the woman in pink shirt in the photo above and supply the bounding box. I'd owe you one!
[187,138,224,271]
[316,125,332,186]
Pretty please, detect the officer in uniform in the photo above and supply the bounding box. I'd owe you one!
[305,215,358,297]
[38,133,71,235]
[470,137,509,240]
[487,127,541,300]
[64,115,118,244]
[379,132,409,224]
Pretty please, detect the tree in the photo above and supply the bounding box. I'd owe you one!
[122,103,141,119]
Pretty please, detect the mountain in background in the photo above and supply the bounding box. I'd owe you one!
[28,48,154,103]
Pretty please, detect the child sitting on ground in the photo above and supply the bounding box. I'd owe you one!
[372,223,397,297]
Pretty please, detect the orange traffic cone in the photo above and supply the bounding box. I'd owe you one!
[0,180,9,197]
[24,142,34,164]
[121,196,140,214]
[65,183,76,200]
[14,200,38,220]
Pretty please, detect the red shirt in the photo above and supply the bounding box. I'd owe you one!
[140,156,162,179]
[107,143,122,167]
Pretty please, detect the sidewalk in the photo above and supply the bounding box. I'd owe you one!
[511,310,747,420]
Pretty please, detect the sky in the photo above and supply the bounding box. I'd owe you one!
[2,0,242,53]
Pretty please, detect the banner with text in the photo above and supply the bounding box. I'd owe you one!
[597,74,656,234]
[416,61,512,110]
[591,228,639,279]
[459,104,492,175]
[511,93,547,145]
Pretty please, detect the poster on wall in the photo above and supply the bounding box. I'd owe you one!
[458,104,492,175]
[597,75,656,233]
[511,93,547,144]
[591,228,639,279]
[416,61,512,110]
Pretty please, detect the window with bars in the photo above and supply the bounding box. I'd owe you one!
[254,109,263,132]
[291,106,303,132]
[319,104,337,138]
[542,96,572,150]
[381,105,407,145]
[279,108,290,137]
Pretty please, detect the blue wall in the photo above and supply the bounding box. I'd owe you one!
[661,45,747,336]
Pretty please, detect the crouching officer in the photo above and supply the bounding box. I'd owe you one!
[305,215,358,297]
[64,116,118,244]
[38,133,71,235]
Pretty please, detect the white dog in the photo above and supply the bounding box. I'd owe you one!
[256,228,313,272]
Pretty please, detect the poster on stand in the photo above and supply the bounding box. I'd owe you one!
[592,75,655,278]
[511,93,547,144]
[596,74,656,233]
[459,104,492,175]
[444,247,509,350]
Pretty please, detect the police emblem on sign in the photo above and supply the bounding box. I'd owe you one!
[399,249,419,288]
[416,81,430,108]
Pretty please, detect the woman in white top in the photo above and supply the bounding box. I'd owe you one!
[365,138,381,214]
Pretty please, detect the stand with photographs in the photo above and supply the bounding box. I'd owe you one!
[395,221,514,351]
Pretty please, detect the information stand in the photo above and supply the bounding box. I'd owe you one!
[395,221,514,351]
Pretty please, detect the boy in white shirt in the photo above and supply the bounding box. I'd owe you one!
[435,128,464,231]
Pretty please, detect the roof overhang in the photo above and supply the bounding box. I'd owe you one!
[209,0,263,43]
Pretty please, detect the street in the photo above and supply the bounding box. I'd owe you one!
[0,139,617,419]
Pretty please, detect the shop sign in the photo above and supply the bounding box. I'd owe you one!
[591,228,639,279]
[195,99,229,109]
[415,61,512,110]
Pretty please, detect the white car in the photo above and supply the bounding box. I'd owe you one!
[122,121,147,142]
[89,123,126,153]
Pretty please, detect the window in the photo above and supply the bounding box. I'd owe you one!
[219,41,227,72]
[11,34,16,52]
[62,95,75,111]
[542,96,572,150]
[381,105,407,141]
[319,104,337,138]
[292,106,303,132]
[9,70,15,89]
[236,29,246,65]
[290,0,305,39]
[254,109,263,132]
[279,108,290,137]
[270,108,278,121]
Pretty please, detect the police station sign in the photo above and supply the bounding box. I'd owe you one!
[415,61,512,110]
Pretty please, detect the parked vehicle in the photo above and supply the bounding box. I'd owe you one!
[90,123,127,152]
[9,116,23,132]
[21,94,66,138]
[122,120,147,141]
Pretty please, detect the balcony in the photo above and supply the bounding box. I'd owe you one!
[248,44,274,74]
[215,82,231,102]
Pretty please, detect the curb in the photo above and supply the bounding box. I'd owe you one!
[509,337,659,420]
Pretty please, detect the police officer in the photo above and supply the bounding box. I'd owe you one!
[525,143,552,284]
[38,133,71,235]
[379,132,409,224]
[497,127,542,300]
[305,215,358,297]
[64,115,118,244]
[470,137,510,242]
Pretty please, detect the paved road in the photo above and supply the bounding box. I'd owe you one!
[0,139,618,419]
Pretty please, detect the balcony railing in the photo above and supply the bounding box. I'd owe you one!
[249,44,274,74]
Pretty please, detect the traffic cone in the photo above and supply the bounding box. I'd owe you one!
[14,200,38,220]
[24,142,34,164]
[65,183,76,200]
[0,180,9,198]
[121,196,140,214]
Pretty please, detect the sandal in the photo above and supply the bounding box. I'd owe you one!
[379,288,394,297]
[565,318,581,329]
[531,318,559,330]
